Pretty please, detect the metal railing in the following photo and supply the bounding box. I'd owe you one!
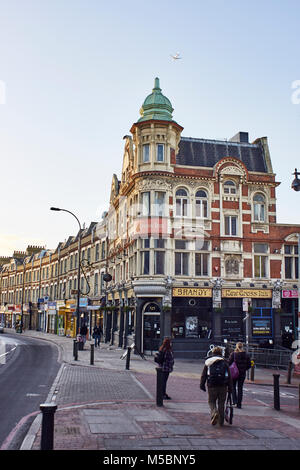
[210,341,292,370]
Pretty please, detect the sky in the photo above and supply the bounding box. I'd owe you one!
[0,0,299,256]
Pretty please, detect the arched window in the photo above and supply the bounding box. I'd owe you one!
[253,193,266,222]
[195,189,208,218]
[224,180,236,194]
[175,188,189,217]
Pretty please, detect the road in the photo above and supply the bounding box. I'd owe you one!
[0,333,61,449]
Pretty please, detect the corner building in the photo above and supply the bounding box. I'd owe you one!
[106,77,300,357]
[1,78,299,358]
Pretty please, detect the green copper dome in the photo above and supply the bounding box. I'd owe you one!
[138,77,174,122]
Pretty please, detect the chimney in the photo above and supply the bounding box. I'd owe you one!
[229,132,249,143]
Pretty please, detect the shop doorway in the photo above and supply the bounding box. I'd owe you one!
[142,302,161,353]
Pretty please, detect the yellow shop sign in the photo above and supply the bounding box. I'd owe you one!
[222,289,272,299]
[173,287,212,298]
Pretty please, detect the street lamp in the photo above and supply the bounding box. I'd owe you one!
[50,207,82,336]
[291,171,300,344]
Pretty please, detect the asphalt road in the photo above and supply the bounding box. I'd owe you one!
[0,333,60,449]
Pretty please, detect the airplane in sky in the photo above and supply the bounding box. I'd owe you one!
[170,53,182,60]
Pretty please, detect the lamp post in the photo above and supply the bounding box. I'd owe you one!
[50,207,82,336]
[291,169,300,343]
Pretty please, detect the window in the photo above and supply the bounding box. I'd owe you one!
[95,244,100,261]
[94,272,99,296]
[284,244,299,279]
[154,191,165,216]
[254,243,268,278]
[143,144,150,162]
[154,239,165,274]
[224,180,236,194]
[175,189,188,217]
[175,252,189,275]
[141,238,150,275]
[225,215,237,236]
[141,192,150,216]
[195,240,209,276]
[156,144,164,162]
[195,190,208,218]
[253,193,266,222]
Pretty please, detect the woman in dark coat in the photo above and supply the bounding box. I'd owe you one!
[159,337,174,400]
[228,342,251,408]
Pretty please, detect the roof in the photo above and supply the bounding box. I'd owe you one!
[176,137,268,173]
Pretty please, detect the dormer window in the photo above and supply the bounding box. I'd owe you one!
[224,180,236,194]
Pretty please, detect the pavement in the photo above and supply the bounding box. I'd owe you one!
[3,328,300,452]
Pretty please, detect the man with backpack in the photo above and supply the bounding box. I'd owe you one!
[200,346,232,426]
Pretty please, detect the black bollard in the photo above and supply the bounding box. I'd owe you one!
[250,360,255,382]
[90,344,94,365]
[126,347,131,370]
[286,361,293,384]
[273,374,280,410]
[156,367,164,407]
[74,340,78,361]
[40,403,57,450]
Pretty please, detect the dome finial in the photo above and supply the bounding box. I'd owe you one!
[138,77,174,122]
[153,77,161,91]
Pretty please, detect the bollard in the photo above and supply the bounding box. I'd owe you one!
[73,340,78,361]
[286,361,293,385]
[250,361,255,382]
[156,367,164,407]
[273,374,280,410]
[40,403,57,450]
[126,347,131,370]
[90,343,94,365]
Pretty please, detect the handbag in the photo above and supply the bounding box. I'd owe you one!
[229,353,239,380]
[225,393,234,425]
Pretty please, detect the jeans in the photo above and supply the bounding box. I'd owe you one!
[232,374,246,406]
[207,385,227,425]
[94,335,101,347]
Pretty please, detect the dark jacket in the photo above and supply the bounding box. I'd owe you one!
[200,354,232,392]
[161,349,174,373]
[93,326,103,336]
[228,351,251,377]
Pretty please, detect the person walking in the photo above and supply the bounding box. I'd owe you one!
[158,337,174,400]
[228,342,251,408]
[93,323,103,348]
[79,323,88,348]
[200,346,232,426]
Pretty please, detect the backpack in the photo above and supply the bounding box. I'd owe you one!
[154,350,165,365]
[207,359,229,386]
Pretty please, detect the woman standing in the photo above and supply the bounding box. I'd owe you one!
[159,337,174,400]
[228,342,251,408]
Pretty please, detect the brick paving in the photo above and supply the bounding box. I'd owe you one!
[6,329,300,451]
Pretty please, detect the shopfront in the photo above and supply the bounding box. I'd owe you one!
[221,288,273,345]
[47,301,57,334]
[171,287,213,357]
[143,302,161,352]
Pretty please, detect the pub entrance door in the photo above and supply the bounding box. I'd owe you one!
[142,302,161,353]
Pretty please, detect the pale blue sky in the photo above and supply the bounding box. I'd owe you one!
[0,0,299,255]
